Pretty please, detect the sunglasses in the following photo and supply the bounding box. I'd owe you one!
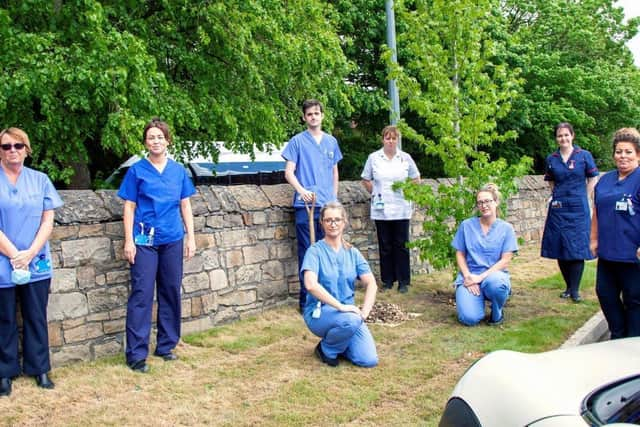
[1,143,26,151]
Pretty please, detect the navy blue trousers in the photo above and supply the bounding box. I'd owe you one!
[295,208,324,310]
[126,240,183,364]
[375,219,411,287]
[596,258,640,339]
[0,279,51,377]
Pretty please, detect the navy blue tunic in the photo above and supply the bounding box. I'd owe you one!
[541,145,599,260]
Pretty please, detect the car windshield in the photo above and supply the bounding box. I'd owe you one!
[584,375,640,424]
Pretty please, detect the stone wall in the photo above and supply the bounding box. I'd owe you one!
[45,175,549,366]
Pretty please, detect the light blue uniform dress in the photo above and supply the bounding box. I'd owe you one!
[118,158,195,363]
[0,166,63,377]
[452,217,518,326]
[301,240,378,367]
[0,167,63,287]
[282,130,342,310]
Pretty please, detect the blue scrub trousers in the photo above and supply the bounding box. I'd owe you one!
[455,271,511,326]
[295,208,324,310]
[0,279,51,377]
[304,305,378,367]
[375,219,411,288]
[596,258,640,339]
[126,240,184,364]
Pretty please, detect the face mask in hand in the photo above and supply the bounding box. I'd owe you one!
[11,269,31,285]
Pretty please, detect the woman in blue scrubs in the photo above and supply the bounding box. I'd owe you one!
[118,118,196,373]
[541,123,598,302]
[0,127,63,396]
[591,127,640,339]
[302,201,378,367]
[452,184,518,326]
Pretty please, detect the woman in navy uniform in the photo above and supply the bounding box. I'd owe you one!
[0,127,63,396]
[591,128,640,338]
[541,123,599,302]
[118,118,196,373]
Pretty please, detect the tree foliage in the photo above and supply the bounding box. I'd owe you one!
[0,0,352,186]
[497,0,640,170]
[391,0,532,269]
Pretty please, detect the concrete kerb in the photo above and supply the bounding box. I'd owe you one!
[560,310,610,348]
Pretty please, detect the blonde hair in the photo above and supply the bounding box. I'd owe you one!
[477,183,501,217]
[320,201,352,249]
[0,127,32,155]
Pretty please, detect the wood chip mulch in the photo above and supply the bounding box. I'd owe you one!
[365,301,414,325]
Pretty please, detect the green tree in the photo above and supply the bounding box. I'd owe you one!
[497,0,640,170]
[0,0,352,187]
[393,0,532,269]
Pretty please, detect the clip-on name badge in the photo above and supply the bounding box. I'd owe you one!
[134,222,155,246]
[551,200,562,209]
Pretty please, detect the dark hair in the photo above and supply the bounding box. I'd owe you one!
[554,122,574,137]
[381,125,400,140]
[302,99,323,115]
[612,127,640,154]
[142,117,171,144]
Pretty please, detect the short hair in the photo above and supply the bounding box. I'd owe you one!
[381,125,400,140]
[477,183,502,217]
[302,99,323,115]
[554,122,574,137]
[0,127,32,155]
[612,127,640,153]
[143,117,172,144]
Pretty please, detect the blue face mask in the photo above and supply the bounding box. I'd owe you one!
[11,269,31,285]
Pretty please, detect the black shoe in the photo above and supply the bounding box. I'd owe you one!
[127,360,149,373]
[314,342,338,367]
[0,377,11,397]
[35,373,55,389]
[154,351,178,361]
[382,283,393,291]
[488,313,504,326]
[398,284,409,294]
[560,291,571,299]
[571,295,582,303]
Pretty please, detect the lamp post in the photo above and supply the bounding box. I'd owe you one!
[385,0,400,126]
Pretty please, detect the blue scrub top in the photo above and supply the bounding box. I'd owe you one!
[544,146,599,198]
[451,217,518,285]
[300,240,371,314]
[0,166,63,287]
[541,146,599,260]
[594,168,640,263]
[282,130,342,208]
[118,158,196,245]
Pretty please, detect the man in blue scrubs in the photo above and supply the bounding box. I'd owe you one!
[283,99,342,312]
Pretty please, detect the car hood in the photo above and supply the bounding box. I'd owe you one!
[450,337,640,426]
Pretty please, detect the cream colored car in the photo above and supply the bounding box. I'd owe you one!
[439,337,640,426]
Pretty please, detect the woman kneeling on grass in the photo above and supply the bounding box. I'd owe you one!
[301,201,378,367]
[452,184,518,326]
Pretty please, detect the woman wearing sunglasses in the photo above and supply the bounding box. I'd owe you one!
[301,201,378,367]
[0,127,63,396]
[452,184,518,326]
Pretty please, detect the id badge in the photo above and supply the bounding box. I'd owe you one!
[615,200,628,212]
[551,200,562,209]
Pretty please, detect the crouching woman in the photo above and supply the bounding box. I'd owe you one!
[452,184,518,326]
[302,202,378,367]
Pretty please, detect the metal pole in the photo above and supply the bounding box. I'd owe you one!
[385,0,401,147]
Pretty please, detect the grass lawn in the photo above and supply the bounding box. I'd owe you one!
[0,245,601,426]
